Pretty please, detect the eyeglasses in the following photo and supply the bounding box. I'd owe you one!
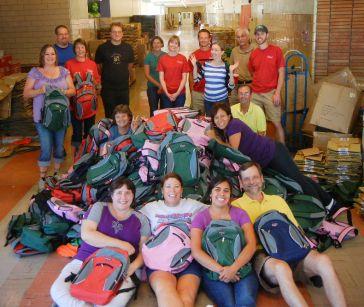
[239,92,251,97]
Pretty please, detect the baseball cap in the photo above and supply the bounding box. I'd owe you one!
[254,25,268,34]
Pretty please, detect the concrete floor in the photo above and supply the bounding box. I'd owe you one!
[0,26,363,307]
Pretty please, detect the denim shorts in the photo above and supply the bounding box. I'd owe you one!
[146,260,202,280]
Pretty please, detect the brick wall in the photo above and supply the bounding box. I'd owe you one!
[315,0,364,81]
[0,0,71,64]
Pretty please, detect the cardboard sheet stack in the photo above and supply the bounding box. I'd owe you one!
[354,187,364,216]
[294,147,325,182]
[325,138,362,184]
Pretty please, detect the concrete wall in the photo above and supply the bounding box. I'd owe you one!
[0,0,71,64]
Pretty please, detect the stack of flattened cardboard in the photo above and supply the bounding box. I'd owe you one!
[294,147,325,182]
[325,138,362,184]
[354,187,364,216]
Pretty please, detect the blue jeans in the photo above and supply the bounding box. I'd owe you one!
[147,86,162,116]
[161,93,186,109]
[35,123,66,167]
[70,112,95,148]
[202,271,259,307]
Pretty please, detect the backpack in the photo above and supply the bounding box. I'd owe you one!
[287,194,326,232]
[51,187,82,204]
[316,207,358,248]
[207,139,251,164]
[127,171,156,205]
[158,132,200,187]
[68,152,99,184]
[254,210,311,263]
[154,107,200,120]
[74,72,97,120]
[178,117,211,148]
[86,152,128,187]
[99,135,136,157]
[5,212,37,246]
[138,140,161,183]
[263,168,303,194]
[202,220,252,280]
[47,197,83,223]
[263,177,287,199]
[42,86,70,131]
[145,110,178,137]
[70,247,135,305]
[20,225,63,253]
[81,183,110,206]
[142,222,193,273]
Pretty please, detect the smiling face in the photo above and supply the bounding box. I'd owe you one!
[211,44,223,61]
[198,31,211,49]
[168,39,179,53]
[75,42,87,58]
[44,47,57,66]
[213,108,231,130]
[111,184,134,212]
[255,31,268,46]
[210,181,231,208]
[114,112,131,130]
[239,165,264,197]
[162,177,183,206]
[56,26,70,47]
[152,38,163,52]
[238,86,252,104]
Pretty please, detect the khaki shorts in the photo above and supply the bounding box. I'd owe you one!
[253,251,307,294]
[191,90,205,114]
[229,88,239,106]
[252,90,281,123]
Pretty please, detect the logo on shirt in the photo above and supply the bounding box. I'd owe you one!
[111,53,122,65]
[267,55,274,59]
[112,220,123,234]
[177,60,183,65]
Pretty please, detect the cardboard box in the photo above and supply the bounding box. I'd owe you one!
[310,82,359,133]
[313,131,353,151]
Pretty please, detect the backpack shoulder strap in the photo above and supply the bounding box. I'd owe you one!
[74,73,83,87]
[85,71,93,83]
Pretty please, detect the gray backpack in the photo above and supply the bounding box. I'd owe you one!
[42,86,70,131]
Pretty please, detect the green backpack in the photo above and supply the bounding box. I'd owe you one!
[86,152,128,187]
[287,194,326,232]
[263,177,287,199]
[42,87,70,131]
[20,225,63,253]
[202,220,252,280]
[207,139,251,164]
[5,212,38,246]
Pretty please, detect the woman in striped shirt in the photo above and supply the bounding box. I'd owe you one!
[191,42,239,116]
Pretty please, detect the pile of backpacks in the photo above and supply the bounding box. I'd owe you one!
[4,107,358,256]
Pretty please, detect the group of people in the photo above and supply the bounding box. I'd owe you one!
[21,22,348,306]
[50,166,347,307]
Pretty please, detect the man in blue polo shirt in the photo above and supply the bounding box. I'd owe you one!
[54,25,75,66]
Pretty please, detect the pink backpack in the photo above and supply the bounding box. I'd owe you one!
[316,207,358,248]
[138,140,161,183]
[178,117,211,148]
[47,197,83,223]
[142,223,193,273]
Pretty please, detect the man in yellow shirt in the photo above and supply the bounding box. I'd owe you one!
[232,162,346,307]
[231,85,266,135]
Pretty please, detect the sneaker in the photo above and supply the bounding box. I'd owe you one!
[38,178,46,192]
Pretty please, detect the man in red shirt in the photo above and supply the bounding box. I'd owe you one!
[188,29,212,114]
[248,25,285,143]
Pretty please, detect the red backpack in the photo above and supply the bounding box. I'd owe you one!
[70,247,135,305]
[74,72,97,120]
[145,110,178,137]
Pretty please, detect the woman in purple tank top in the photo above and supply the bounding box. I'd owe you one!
[50,177,150,306]
[207,102,340,215]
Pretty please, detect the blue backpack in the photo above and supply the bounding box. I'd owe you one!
[254,210,311,263]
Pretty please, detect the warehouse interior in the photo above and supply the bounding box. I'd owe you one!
[0,0,363,306]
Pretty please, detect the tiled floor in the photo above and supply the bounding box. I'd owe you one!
[0,26,363,307]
